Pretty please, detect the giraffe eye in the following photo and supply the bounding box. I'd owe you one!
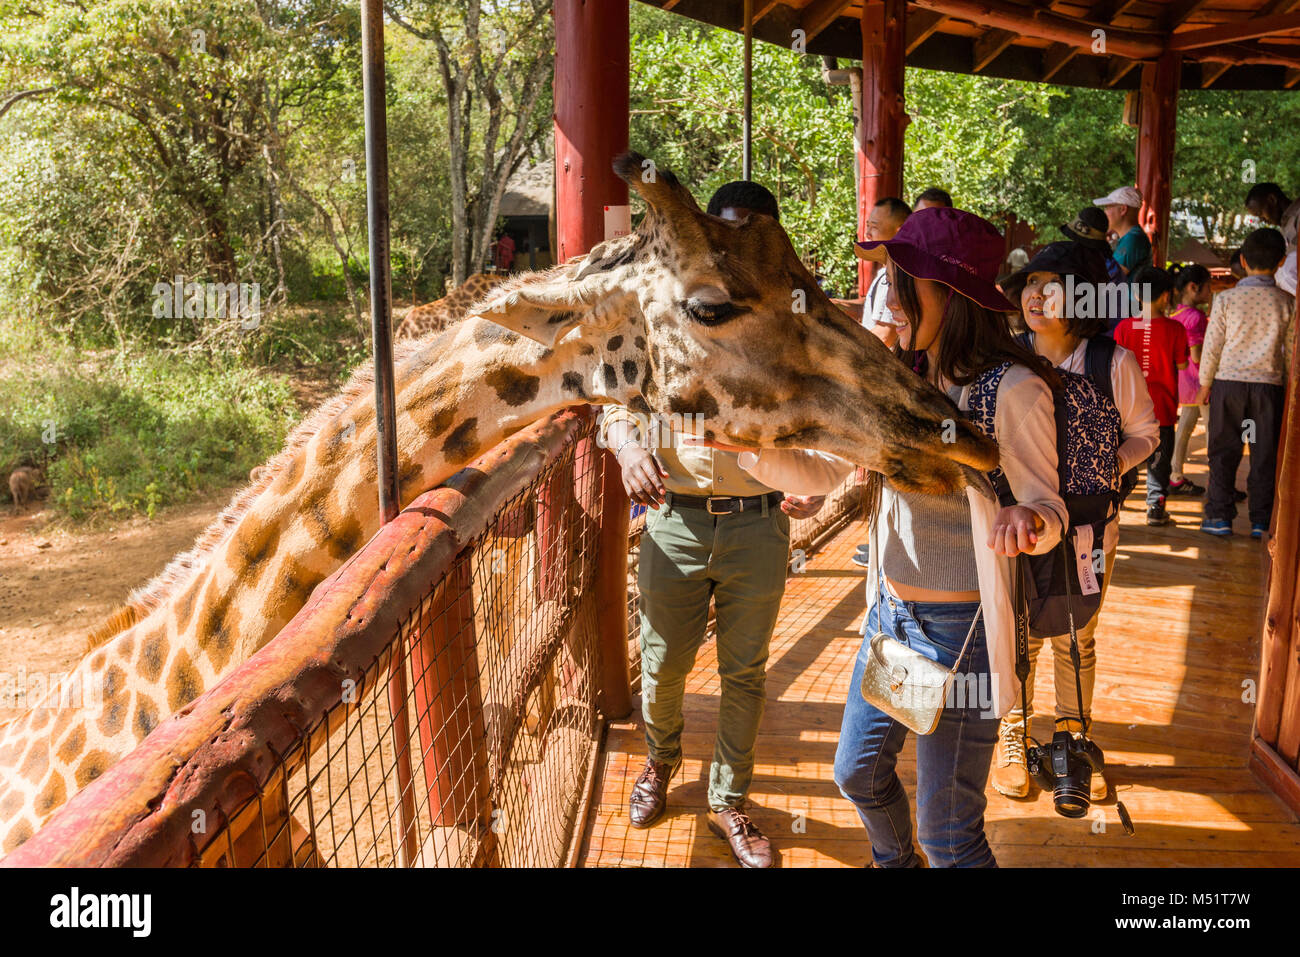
[681,298,741,326]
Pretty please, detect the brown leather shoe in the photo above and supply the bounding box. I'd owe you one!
[628,756,679,829]
[707,804,773,868]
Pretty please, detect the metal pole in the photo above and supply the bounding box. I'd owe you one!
[743,0,753,180]
[361,0,417,868]
[362,0,399,523]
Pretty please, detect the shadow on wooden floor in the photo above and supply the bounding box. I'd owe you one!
[578,441,1300,867]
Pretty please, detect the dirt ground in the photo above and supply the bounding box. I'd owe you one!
[0,365,339,680]
[0,489,234,677]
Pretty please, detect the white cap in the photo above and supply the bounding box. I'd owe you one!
[1093,186,1143,208]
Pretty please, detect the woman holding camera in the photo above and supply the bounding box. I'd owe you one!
[697,208,1067,867]
[993,243,1159,801]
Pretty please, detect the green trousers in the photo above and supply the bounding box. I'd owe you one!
[637,493,791,811]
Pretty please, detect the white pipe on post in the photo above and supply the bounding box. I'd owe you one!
[743,0,753,180]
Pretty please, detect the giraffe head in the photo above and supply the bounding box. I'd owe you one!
[473,152,996,493]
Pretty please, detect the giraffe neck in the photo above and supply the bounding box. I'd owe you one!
[0,316,635,850]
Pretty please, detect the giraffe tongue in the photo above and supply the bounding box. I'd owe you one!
[960,465,996,500]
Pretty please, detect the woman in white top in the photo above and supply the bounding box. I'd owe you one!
[694,209,1067,867]
[992,241,1159,800]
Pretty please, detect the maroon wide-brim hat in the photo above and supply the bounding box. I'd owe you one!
[855,206,1017,313]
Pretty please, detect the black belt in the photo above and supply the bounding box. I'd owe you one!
[669,491,784,515]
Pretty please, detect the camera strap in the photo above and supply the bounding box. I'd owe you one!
[1060,533,1090,736]
[1013,554,1032,754]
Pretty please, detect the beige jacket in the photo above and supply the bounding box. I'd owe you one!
[736,363,1066,717]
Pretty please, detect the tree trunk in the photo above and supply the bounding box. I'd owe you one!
[199,200,239,285]
[264,90,290,306]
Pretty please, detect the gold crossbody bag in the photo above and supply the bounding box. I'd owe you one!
[859,491,982,735]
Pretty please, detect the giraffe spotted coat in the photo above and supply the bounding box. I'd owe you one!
[0,152,999,853]
[396,272,508,340]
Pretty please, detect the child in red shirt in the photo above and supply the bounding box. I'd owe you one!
[1114,265,1189,525]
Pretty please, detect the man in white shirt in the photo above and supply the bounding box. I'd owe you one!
[862,198,911,338]
[836,197,911,346]
[838,197,909,568]
[1246,182,1300,295]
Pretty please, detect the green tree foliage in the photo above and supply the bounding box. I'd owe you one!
[1173,90,1300,248]
[387,0,554,285]
[630,9,859,293]
[0,0,361,339]
[904,69,1062,224]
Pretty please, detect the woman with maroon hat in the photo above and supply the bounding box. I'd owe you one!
[717,208,1069,867]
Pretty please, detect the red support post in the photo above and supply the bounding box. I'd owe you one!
[535,456,576,604]
[554,0,633,719]
[409,557,491,834]
[858,0,908,296]
[554,0,631,263]
[1136,52,1181,268]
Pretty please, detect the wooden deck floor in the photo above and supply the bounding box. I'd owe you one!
[577,453,1300,867]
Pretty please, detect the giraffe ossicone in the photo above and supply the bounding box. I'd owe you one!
[0,151,996,853]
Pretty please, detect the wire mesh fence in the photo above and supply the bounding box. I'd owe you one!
[7,412,863,868]
[191,432,604,868]
[92,416,608,868]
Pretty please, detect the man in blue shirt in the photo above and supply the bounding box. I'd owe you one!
[1094,186,1151,275]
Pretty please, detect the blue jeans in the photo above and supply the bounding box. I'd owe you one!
[833,581,999,868]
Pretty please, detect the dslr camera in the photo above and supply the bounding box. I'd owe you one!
[1027,729,1104,818]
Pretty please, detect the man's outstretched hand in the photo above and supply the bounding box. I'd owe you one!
[782,495,826,519]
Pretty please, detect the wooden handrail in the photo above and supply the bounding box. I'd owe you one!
[2,411,592,867]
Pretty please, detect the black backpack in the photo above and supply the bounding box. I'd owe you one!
[967,337,1126,638]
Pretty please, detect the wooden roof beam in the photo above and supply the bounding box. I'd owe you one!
[907,0,1163,58]
[1169,11,1300,50]
[1105,58,1140,85]
[1286,67,1300,86]
[753,0,786,22]
[1161,0,1215,31]
[1199,61,1233,86]
[1041,41,1079,80]
[801,0,855,41]
[973,27,1017,71]
[906,9,947,52]
[1197,40,1300,68]
[1258,0,1300,19]
[1086,0,1141,26]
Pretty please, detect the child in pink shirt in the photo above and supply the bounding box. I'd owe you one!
[1167,264,1211,495]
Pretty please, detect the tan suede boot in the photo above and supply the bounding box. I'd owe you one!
[992,718,1029,798]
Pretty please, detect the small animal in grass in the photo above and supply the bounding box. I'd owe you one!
[8,466,43,513]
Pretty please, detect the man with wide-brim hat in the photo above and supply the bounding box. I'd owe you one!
[1060,206,1123,285]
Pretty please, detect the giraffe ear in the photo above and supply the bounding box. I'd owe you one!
[474,236,637,345]
[473,272,615,347]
